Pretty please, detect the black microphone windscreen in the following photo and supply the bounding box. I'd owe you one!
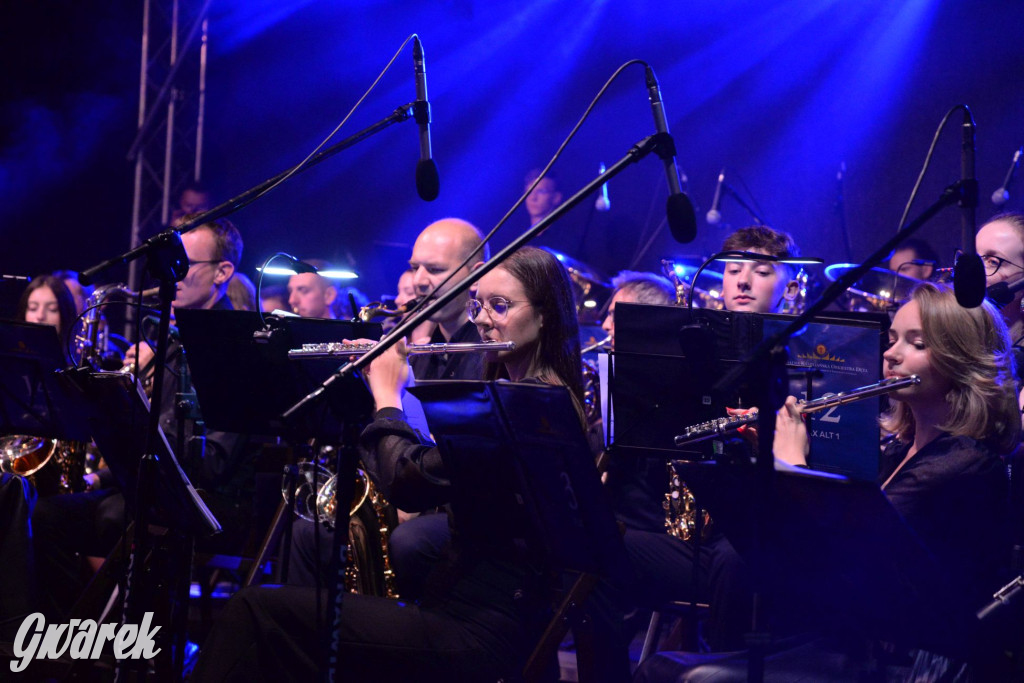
[953,252,987,308]
[667,192,698,244]
[416,158,440,201]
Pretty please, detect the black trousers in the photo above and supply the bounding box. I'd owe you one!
[192,564,544,683]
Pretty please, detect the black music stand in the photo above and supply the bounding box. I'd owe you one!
[174,309,382,438]
[611,303,886,479]
[674,461,977,659]
[0,320,91,442]
[410,380,630,681]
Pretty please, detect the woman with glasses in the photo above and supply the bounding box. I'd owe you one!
[192,246,584,682]
[975,211,1024,346]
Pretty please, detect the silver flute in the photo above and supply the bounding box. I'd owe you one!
[288,340,516,360]
[673,375,921,447]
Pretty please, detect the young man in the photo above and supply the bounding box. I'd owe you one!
[719,225,801,314]
[287,261,338,319]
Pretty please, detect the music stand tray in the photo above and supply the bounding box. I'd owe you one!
[174,309,382,439]
[0,320,91,441]
[409,380,629,583]
[675,461,977,658]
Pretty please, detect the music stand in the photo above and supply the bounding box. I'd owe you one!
[675,461,976,658]
[0,320,91,442]
[62,368,220,538]
[612,303,886,480]
[174,309,382,439]
[410,380,630,682]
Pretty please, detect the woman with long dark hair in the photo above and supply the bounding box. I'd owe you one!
[17,274,78,359]
[192,246,585,682]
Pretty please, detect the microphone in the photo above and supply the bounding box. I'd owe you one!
[985,277,1024,307]
[706,169,725,225]
[595,162,610,211]
[644,65,697,243]
[412,37,440,202]
[953,107,985,308]
[991,146,1023,206]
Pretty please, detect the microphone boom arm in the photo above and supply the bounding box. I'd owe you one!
[282,132,676,422]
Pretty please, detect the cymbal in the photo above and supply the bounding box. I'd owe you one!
[824,263,924,310]
[541,247,610,289]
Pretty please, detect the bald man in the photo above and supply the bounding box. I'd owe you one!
[287,218,490,595]
[406,217,489,381]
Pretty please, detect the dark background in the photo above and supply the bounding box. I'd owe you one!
[2,0,1023,313]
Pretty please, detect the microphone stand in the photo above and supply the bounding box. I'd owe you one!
[722,182,769,226]
[80,102,422,285]
[78,101,424,680]
[281,130,682,682]
[710,178,967,683]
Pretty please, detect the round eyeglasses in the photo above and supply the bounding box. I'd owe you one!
[466,296,530,321]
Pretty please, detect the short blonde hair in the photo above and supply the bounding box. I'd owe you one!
[880,283,1020,453]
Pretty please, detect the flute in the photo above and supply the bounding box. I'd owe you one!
[288,340,516,360]
[673,375,920,447]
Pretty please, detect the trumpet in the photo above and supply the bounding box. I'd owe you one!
[673,375,920,447]
[288,340,515,360]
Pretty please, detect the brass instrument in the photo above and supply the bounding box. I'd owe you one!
[358,298,419,322]
[661,259,725,310]
[673,375,920,447]
[664,462,711,542]
[75,284,159,367]
[288,340,515,360]
[281,459,399,598]
[0,435,89,496]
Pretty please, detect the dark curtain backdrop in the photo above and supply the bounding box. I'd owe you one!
[3,0,1023,311]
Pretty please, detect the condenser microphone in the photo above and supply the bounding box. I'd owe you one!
[991,146,1022,206]
[413,37,440,201]
[706,169,725,225]
[953,107,985,308]
[595,162,610,211]
[645,65,697,243]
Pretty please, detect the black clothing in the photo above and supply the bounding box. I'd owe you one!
[193,407,551,682]
[409,320,483,381]
[0,474,37,636]
[287,320,482,591]
[879,432,1009,604]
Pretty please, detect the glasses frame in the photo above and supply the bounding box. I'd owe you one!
[954,249,1024,277]
[466,296,530,321]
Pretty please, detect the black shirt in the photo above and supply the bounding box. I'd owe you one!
[880,432,1009,603]
[409,320,484,382]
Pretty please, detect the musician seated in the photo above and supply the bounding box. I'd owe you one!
[719,225,800,314]
[191,246,584,681]
[887,237,938,281]
[31,218,249,617]
[640,283,1020,679]
[774,283,1016,609]
[285,219,489,597]
[287,259,339,319]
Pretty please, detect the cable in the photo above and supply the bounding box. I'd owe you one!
[400,59,650,324]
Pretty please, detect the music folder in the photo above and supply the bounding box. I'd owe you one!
[174,309,382,439]
[675,461,977,658]
[409,380,629,583]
